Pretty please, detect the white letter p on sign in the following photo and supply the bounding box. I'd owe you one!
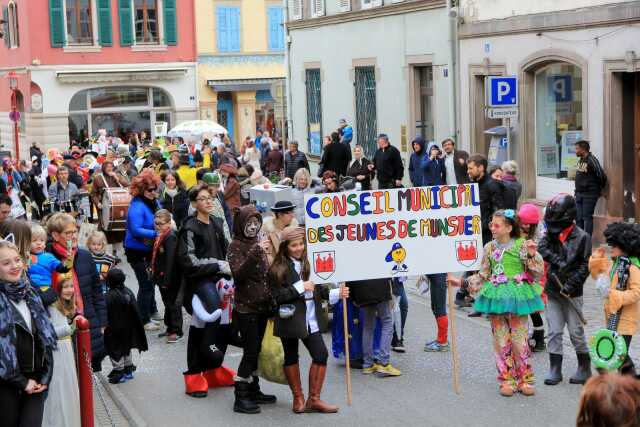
[497,82,510,102]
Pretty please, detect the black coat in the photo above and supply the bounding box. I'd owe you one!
[346,158,373,190]
[151,231,180,294]
[269,260,330,339]
[319,141,350,177]
[348,278,392,307]
[160,189,190,228]
[538,226,592,298]
[475,173,507,244]
[372,144,404,186]
[450,150,470,184]
[104,286,148,360]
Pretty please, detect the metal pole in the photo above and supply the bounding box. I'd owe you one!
[446,0,458,140]
[506,117,511,160]
[283,0,293,142]
[11,90,19,161]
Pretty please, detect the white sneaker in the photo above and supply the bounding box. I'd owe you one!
[151,312,164,322]
[144,322,160,331]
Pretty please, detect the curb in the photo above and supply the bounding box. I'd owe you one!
[96,373,148,427]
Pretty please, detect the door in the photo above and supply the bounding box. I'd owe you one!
[217,99,234,142]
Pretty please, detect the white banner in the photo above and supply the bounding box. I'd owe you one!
[304,184,484,283]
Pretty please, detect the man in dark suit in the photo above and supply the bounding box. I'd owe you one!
[442,138,469,185]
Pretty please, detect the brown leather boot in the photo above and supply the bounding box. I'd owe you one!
[283,364,305,413]
[304,363,338,413]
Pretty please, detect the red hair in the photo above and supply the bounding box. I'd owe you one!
[577,373,640,427]
[129,169,161,197]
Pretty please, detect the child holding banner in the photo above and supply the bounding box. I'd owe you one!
[453,209,545,397]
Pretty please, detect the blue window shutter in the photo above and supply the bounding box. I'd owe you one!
[49,0,65,48]
[163,0,177,46]
[118,0,133,46]
[229,7,240,52]
[97,0,112,46]
[216,7,228,52]
[3,7,10,48]
[268,7,284,51]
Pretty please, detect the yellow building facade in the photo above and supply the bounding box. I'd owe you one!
[196,0,286,147]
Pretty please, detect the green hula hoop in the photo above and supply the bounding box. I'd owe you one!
[589,329,628,371]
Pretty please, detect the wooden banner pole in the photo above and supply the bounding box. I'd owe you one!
[341,283,353,405]
[447,275,461,395]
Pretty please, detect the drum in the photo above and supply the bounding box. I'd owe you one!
[101,188,131,231]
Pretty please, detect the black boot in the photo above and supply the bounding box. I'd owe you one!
[234,381,261,414]
[249,376,277,404]
[530,329,546,352]
[544,353,563,385]
[569,353,592,384]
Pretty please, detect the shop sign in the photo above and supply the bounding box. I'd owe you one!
[487,107,518,119]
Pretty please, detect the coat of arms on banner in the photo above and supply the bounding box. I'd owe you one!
[313,251,336,280]
[455,240,478,267]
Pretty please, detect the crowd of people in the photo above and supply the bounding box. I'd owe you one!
[0,119,637,427]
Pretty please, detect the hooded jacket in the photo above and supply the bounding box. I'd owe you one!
[420,144,446,186]
[408,138,426,187]
[228,206,273,314]
[221,164,241,211]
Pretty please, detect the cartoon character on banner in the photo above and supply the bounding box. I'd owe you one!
[386,242,408,275]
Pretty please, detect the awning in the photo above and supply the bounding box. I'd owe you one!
[207,77,284,92]
[56,68,188,84]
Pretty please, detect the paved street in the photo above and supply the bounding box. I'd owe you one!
[97,262,633,427]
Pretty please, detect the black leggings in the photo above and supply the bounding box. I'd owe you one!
[621,335,636,375]
[530,312,544,328]
[0,381,46,427]
[281,332,329,367]
[236,313,269,379]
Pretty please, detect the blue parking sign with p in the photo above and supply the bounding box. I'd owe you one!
[487,76,518,107]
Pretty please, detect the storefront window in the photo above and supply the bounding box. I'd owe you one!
[535,63,583,179]
[69,86,172,140]
[134,0,159,44]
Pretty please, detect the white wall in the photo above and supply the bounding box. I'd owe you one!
[460,0,633,22]
[289,7,451,165]
[458,24,640,199]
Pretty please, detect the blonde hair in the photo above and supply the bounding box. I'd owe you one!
[46,212,76,234]
[31,224,47,240]
[54,277,76,320]
[154,209,173,224]
[293,168,312,190]
[501,160,518,176]
[86,230,107,251]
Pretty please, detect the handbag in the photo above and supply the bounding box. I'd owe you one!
[256,319,287,384]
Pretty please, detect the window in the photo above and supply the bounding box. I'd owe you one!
[134,0,158,44]
[535,62,583,180]
[306,69,322,156]
[355,66,377,158]
[216,7,240,53]
[65,0,93,44]
[339,0,350,12]
[267,7,284,51]
[415,66,434,141]
[311,0,324,17]
[362,0,382,9]
[7,1,18,48]
[289,0,302,20]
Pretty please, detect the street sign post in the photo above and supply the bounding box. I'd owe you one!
[485,76,518,159]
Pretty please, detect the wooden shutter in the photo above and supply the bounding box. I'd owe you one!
[216,7,228,52]
[339,0,351,12]
[290,0,302,20]
[118,0,133,46]
[312,0,325,17]
[372,0,383,6]
[97,0,112,46]
[267,7,283,51]
[163,0,177,45]
[48,0,65,48]
[229,7,240,51]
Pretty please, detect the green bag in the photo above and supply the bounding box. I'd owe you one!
[256,319,287,385]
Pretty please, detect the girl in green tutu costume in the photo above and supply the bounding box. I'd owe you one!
[453,209,545,397]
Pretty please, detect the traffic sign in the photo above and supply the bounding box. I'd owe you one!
[9,111,20,122]
[486,76,518,107]
[487,108,518,119]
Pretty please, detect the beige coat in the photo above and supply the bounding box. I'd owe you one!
[589,256,640,336]
[261,216,299,266]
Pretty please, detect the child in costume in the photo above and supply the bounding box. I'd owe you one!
[517,203,547,352]
[457,209,545,396]
[268,226,346,413]
[537,194,592,386]
[28,224,69,301]
[588,222,640,376]
[86,230,116,294]
[104,268,148,384]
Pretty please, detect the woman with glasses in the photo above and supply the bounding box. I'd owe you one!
[46,212,107,372]
[124,169,161,331]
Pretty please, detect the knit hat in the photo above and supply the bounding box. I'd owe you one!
[518,203,540,225]
[106,268,126,289]
[281,226,305,242]
[203,172,221,186]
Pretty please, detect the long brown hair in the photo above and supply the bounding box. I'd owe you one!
[576,373,640,427]
[268,238,310,286]
[54,277,76,320]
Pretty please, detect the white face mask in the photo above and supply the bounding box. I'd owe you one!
[244,217,261,238]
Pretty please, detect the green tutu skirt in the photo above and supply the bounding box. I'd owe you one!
[474,281,545,316]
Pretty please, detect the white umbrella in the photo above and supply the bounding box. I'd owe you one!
[167,120,228,140]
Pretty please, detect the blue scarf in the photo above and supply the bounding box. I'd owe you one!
[0,276,57,381]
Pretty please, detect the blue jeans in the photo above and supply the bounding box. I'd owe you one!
[127,250,156,324]
[392,279,408,339]
[575,194,598,236]
[362,301,393,366]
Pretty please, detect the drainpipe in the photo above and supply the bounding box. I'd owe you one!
[446,0,458,141]
[283,0,294,142]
